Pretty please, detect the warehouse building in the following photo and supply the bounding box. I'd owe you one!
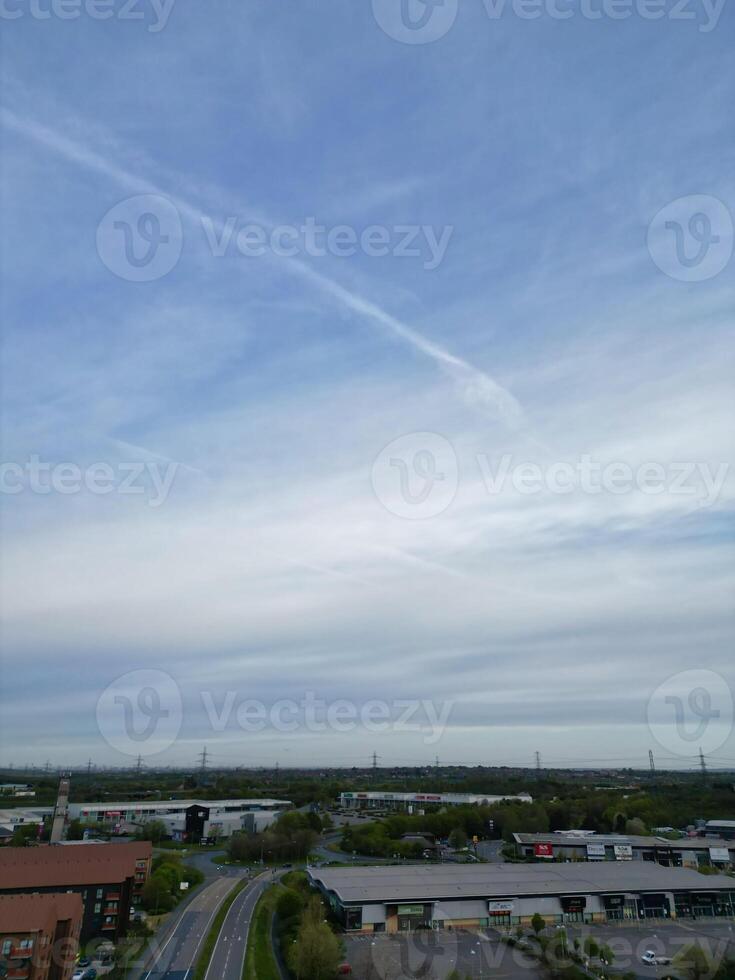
[67,798,291,841]
[513,832,734,869]
[0,842,151,944]
[338,791,532,812]
[704,820,735,841]
[308,862,735,933]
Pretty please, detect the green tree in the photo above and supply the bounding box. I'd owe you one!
[531,912,546,936]
[10,823,39,846]
[448,828,468,850]
[289,898,341,979]
[136,820,168,844]
[674,943,715,980]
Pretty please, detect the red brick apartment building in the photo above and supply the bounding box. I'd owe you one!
[0,892,83,980]
[0,842,152,944]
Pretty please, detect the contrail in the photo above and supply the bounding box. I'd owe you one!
[1,104,523,425]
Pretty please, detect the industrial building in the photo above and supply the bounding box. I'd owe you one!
[704,820,735,840]
[0,893,83,980]
[67,798,291,841]
[338,791,532,812]
[513,832,735,869]
[0,842,152,944]
[308,862,735,933]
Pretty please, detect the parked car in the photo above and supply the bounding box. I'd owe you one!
[642,951,671,966]
[76,958,91,968]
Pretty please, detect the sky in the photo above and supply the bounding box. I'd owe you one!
[0,0,733,773]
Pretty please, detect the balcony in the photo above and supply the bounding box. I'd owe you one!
[106,893,121,900]
[6,967,30,980]
[8,948,33,958]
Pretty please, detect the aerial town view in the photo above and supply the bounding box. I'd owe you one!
[0,0,732,978]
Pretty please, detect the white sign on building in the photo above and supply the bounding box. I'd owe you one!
[488,901,515,913]
[586,843,606,859]
[709,847,730,863]
[614,844,633,861]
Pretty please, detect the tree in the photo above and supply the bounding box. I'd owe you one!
[674,943,715,980]
[448,828,468,850]
[10,823,39,846]
[136,820,168,844]
[599,944,615,967]
[531,913,546,936]
[140,874,175,914]
[289,899,341,980]
[625,817,647,836]
[277,888,305,920]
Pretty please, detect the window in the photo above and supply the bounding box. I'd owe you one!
[96,888,103,899]
[95,903,102,913]
[2,940,11,956]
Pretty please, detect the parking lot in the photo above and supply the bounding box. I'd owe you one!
[560,920,735,978]
[344,920,735,980]
[345,930,548,979]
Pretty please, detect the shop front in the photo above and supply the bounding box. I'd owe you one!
[487,900,515,927]
[393,903,431,932]
[561,896,589,924]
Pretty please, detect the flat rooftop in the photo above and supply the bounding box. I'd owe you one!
[74,798,291,811]
[309,862,735,904]
[513,833,733,850]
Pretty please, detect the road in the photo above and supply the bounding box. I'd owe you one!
[203,869,278,980]
[138,873,248,980]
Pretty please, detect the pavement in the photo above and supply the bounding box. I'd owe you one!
[559,920,735,979]
[345,929,546,979]
[203,870,279,980]
[344,919,735,979]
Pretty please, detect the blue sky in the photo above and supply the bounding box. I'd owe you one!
[1,0,733,771]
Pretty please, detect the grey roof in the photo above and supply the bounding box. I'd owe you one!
[513,833,733,850]
[308,863,735,905]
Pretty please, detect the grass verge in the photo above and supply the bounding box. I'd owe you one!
[243,884,286,980]
[192,878,250,980]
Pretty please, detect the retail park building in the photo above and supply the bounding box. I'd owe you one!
[338,791,532,813]
[308,863,735,933]
[513,832,735,869]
